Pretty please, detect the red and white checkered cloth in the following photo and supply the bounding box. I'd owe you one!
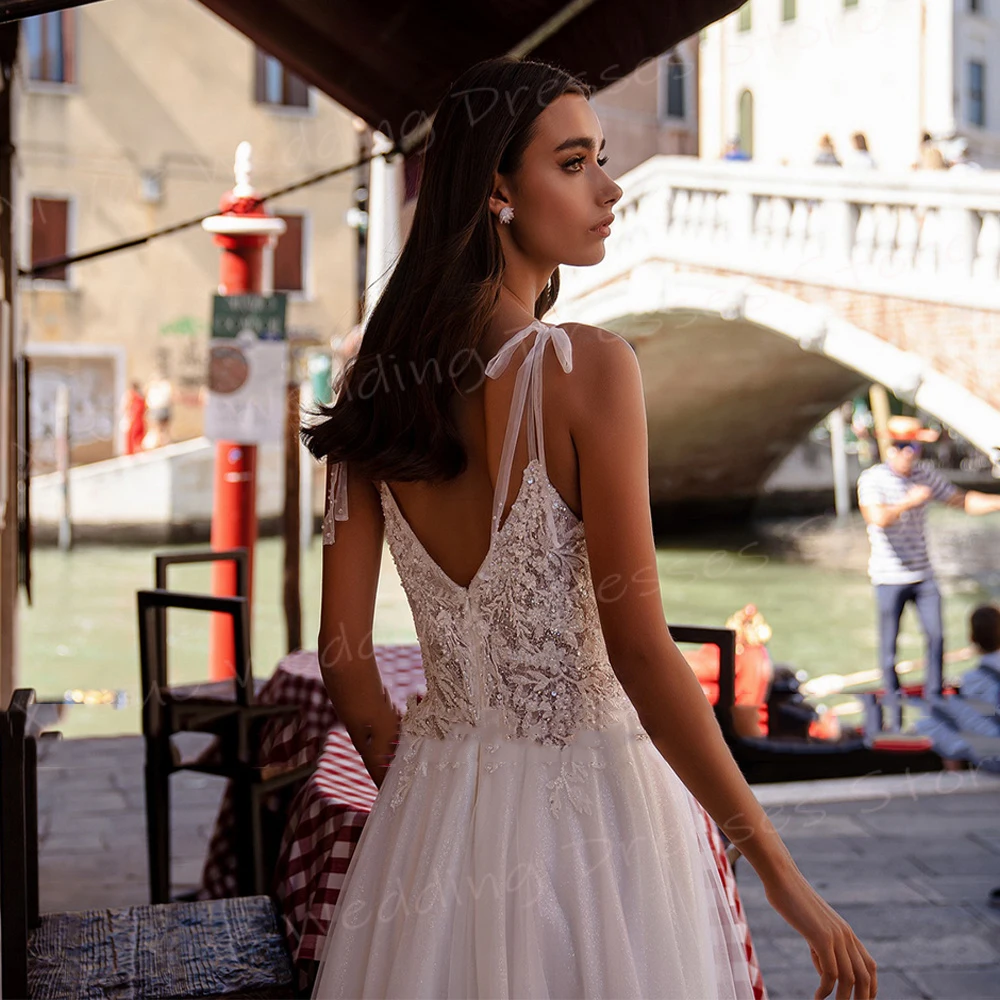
[197,646,423,901]
[201,645,766,999]
[699,806,768,1000]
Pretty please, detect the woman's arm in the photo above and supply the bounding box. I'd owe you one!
[567,325,877,1000]
[317,461,401,788]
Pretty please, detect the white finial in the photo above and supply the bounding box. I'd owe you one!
[234,141,254,197]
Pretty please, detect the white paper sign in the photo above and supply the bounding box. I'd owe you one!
[203,329,287,444]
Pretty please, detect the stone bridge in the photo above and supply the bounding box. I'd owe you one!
[555,156,1000,510]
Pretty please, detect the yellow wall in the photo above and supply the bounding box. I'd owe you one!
[20,0,360,453]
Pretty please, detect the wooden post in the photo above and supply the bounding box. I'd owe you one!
[829,403,850,519]
[1,22,20,706]
[869,384,892,463]
[283,381,302,653]
[55,383,72,551]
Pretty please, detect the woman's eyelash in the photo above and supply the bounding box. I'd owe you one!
[564,154,610,170]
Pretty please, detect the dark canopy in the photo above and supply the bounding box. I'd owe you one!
[4,0,744,146]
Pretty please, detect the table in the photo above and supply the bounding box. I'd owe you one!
[197,645,425,901]
[200,646,766,998]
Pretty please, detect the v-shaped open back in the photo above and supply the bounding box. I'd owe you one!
[322,319,574,579]
[374,319,574,592]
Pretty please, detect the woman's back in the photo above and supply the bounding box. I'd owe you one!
[374,319,639,781]
[377,313,584,590]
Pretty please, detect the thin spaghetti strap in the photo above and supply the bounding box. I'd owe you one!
[484,320,573,546]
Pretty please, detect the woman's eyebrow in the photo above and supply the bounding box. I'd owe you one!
[553,136,607,154]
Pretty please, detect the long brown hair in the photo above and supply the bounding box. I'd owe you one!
[300,56,591,482]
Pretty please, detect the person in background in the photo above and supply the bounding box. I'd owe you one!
[813,134,842,166]
[142,371,174,449]
[722,135,751,161]
[843,132,876,169]
[960,604,1000,912]
[958,604,1000,708]
[857,416,1000,730]
[913,131,948,170]
[121,380,146,456]
[685,604,774,738]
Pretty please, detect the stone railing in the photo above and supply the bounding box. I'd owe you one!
[561,155,1000,311]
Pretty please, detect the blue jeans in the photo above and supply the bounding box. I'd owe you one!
[875,578,944,730]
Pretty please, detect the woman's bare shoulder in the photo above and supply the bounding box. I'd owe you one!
[556,322,639,399]
[558,321,634,358]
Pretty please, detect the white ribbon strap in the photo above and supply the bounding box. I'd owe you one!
[321,459,350,545]
[484,321,573,548]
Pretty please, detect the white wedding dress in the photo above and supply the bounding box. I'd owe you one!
[312,320,757,999]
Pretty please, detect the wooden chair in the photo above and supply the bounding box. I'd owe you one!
[137,587,314,903]
[0,689,295,1000]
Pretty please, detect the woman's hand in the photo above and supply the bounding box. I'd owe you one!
[356,708,403,790]
[765,868,878,999]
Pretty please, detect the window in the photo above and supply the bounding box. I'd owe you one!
[782,0,796,20]
[737,2,751,31]
[968,60,985,126]
[30,197,69,283]
[254,48,309,108]
[23,10,75,84]
[273,213,305,293]
[665,53,686,119]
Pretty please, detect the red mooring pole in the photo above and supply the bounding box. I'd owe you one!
[202,144,285,681]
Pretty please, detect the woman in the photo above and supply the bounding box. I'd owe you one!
[302,56,877,999]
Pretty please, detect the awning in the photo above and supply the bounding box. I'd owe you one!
[4,0,744,148]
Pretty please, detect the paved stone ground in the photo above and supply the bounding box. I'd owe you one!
[35,736,1000,999]
[739,773,1000,999]
[35,733,224,912]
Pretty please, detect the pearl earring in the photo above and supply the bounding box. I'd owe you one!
[498,206,514,224]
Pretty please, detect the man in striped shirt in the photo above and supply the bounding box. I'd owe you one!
[857,416,1000,730]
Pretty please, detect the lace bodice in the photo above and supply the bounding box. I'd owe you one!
[322,319,638,764]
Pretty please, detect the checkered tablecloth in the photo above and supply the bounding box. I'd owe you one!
[201,644,766,999]
[197,645,424,902]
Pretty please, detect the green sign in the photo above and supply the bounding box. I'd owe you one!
[211,293,287,341]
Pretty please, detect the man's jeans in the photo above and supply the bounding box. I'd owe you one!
[875,578,945,731]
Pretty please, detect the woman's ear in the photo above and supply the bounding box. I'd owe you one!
[488,190,512,221]
[488,171,514,220]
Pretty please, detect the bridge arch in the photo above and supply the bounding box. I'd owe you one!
[553,273,1000,505]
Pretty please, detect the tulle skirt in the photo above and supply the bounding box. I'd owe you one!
[311,711,757,999]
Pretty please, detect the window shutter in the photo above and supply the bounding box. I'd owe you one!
[274,214,304,292]
[31,198,69,282]
[254,47,268,103]
[285,70,309,108]
[60,9,75,83]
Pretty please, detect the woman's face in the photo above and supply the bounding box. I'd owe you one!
[492,92,623,269]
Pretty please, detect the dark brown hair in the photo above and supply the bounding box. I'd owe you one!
[970,604,1000,653]
[300,56,591,483]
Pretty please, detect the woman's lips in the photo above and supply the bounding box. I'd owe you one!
[590,223,612,237]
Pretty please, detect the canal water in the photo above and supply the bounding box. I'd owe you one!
[19,504,1000,739]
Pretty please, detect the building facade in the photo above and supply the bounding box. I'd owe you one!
[699,0,999,169]
[19,0,362,468]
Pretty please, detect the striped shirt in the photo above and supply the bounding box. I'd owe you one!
[856,461,959,584]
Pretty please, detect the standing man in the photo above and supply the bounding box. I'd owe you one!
[858,416,1000,730]
[120,380,146,455]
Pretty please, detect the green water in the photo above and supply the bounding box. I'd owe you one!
[18,506,998,739]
